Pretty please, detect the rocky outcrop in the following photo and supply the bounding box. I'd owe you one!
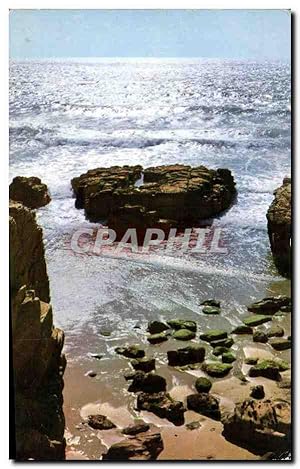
[10,176,51,209]
[10,200,65,460]
[222,399,291,455]
[71,164,236,226]
[267,178,291,277]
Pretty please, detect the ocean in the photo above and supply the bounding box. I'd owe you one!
[9,58,291,457]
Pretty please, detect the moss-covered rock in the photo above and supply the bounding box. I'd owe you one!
[167,345,205,366]
[200,330,228,343]
[253,331,268,343]
[115,345,145,359]
[244,357,258,365]
[167,319,197,332]
[202,306,221,315]
[147,333,168,344]
[222,351,236,363]
[195,377,212,393]
[202,362,232,378]
[248,362,281,380]
[243,315,272,327]
[232,325,253,335]
[269,338,291,351]
[147,321,169,334]
[173,329,196,341]
[200,299,221,308]
[210,337,234,348]
[266,325,284,338]
[212,346,230,356]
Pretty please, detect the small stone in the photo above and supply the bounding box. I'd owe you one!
[200,299,221,308]
[115,345,145,359]
[269,338,291,351]
[250,385,265,399]
[266,325,284,338]
[253,331,268,343]
[232,325,253,335]
[202,362,232,378]
[200,330,228,343]
[100,330,111,336]
[244,357,258,365]
[131,358,156,373]
[222,351,236,363]
[167,319,197,332]
[210,337,234,348]
[243,315,272,327]
[89,353,103,360]
[122,422,150,435]
[87,414,116,430]
[173,329,196,341]
[147,333,168,344]
[213,346,229,356]
[85,370,97,377]
[185,421,202,431]
[202,306,221,315]
[147,321,169,334]
[195,377,212,393]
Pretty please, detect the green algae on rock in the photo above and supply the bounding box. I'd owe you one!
[222,351,236,363]
[167,319,197,332]
[147,332,168,344]
[195,376,212,393]
[200,329,228,343]
[202,362,233,378]
[243,315,272,327]
[202,306,221,315]
[173,329,196,341]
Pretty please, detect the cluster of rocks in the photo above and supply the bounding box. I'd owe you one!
[71,164,236,227]
[267,177,291,278]
[10,200,65,460]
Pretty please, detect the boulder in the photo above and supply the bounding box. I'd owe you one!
[250,385,265,399]
[167,345,205,366]
[269,338,291,351]
[102,433,163,460]
[202,362,232,378]
[115,345,145,359]
[87,415,116,430]
[128,372,167,394]
[122,422,150,436]
[167,319,197,332]
[172,329,196,341]
[267,178,291,277]
[222,351,236,363]
[10,176,51,209]
[71,164,236,225]
[222,399,291,454]
[247,296,291,314]
[200,299,221,307]
[131,358,156,373]
[267,325,285,338]
[136,392,186,426]
[147,333,168,344]
[243,315,272,327]
[194,377,212,393]
[232,325,253,335]
[212,346,230,357]
[186,393,221,420]
[147,321,169,334]
[253,331,268,343]
[200,330,228,343]
[202,306,221,315]
[248,362,281,381]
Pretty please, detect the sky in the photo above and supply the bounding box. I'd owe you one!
[9,9,291,60]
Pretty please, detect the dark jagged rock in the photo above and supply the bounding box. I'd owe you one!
[10,176,51,209]
[136,392,186,426]
[87,415,116,430]
[200,299,221,308]
[122,422,150,436]
[147,321,169,334]
[195,377,212,393]
[167,319,197,332]
[131,358,156,373]
[200,329,228,343]
[243,315,272,327]
[250,385,265,399]
[232,325,253,335]
[167,345,205,366]
[202,362,232,378]
[147,332,168,344]
[172,329,196,341]
[71,164,236,225]
[247,296,291,314]
[267,178,291,277]
[102,432,163,460]
[222,399,291,454]
[115,345,145,359]
[128,372,166,394]
[253,331,268,343]
[269,338,291,351]
[186,393,221,420]
[10,201,65,460]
